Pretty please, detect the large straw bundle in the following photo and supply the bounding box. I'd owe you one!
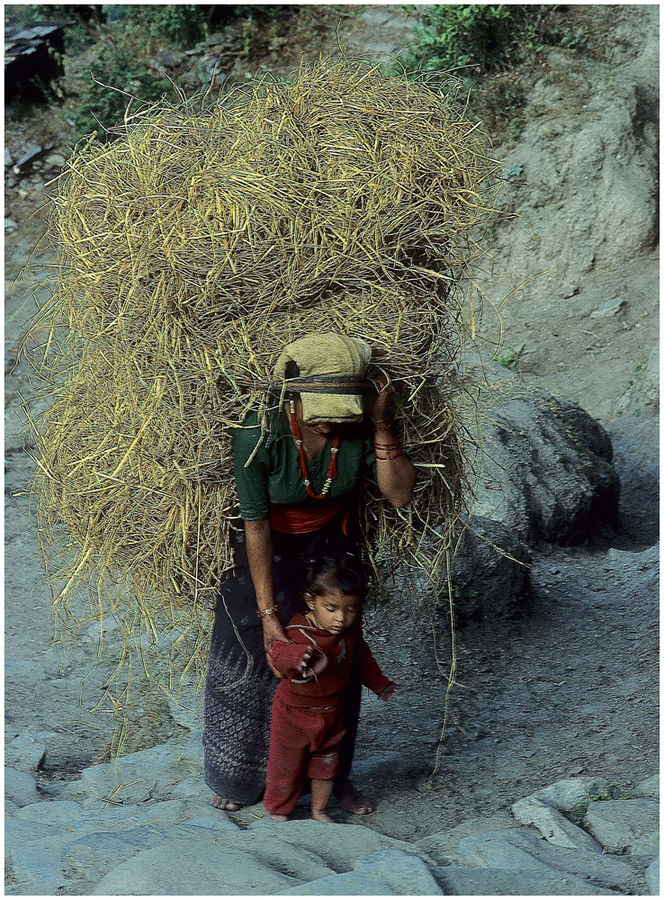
[28,58,498,699]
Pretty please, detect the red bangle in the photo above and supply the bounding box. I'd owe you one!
[375,449,403,461]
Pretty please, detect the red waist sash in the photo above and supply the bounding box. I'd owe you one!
[269,500,348,535]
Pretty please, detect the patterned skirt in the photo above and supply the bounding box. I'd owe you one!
[202,517,359,805]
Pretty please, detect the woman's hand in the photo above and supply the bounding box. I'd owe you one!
[261,614,287,677]
[367,370,395,422]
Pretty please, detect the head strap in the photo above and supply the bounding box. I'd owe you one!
[277,375,375,396]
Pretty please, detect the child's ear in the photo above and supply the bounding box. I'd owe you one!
[304,591,315,610]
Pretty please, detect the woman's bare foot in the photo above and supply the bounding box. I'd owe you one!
[336,780,374,815]
[209,794,243,812]
[311,810,334,823]
[269,813,288,822]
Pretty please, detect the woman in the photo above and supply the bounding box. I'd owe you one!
[203,332,416,813]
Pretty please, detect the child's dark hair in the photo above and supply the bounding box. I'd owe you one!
[304,553,368,601]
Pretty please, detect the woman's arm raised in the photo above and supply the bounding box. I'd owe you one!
[375,446,416,508]
[368,376,416,508]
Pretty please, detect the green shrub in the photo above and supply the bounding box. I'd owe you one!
[403,4,561,77]
[69,35,175,139]
[406,5,514,74]
[122,5,209,48]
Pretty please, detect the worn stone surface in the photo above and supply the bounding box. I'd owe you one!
[5,734,47,773]
[590,296,627,319]
[456,828,643,893]
[277,868,397,895]
[15,799,84,824]
[91,840,297,895]
[78,737,199,804]
[416,814,516,865]
[5,742,658,896]
[280,849,443,895]
[134,798,212,825]
[61,824,234,879]
[529,776,616,824]
[432,864,621,896]
[7,840,69,895]
[645,856,659,895]
[584,798,659,856]
[633,774,659,799]
[5,766,38,807]
[512,796,602,852]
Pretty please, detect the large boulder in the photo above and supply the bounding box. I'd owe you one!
[446,515,532,623]
[462,363,619,545]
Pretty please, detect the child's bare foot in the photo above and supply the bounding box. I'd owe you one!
[269,813,288,822]
[336,779,374,815]
[311,777,334,823]
[312,810,334,823]
[209,794,243,812]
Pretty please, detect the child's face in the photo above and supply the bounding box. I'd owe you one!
[306,587,360,635]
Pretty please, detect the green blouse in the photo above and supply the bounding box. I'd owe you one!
[233,410,377,520]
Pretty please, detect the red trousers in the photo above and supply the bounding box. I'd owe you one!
[263,690,347,816]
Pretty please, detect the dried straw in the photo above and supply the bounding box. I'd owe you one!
[25,57,499,704]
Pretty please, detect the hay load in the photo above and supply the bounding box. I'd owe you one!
[29,57,498,691]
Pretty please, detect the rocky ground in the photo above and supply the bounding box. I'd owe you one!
[4,4,659,895]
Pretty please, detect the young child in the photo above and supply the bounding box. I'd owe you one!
[263,554,396,823]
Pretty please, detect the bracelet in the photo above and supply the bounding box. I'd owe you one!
[256,603,280,618]
[374,442,400,450]
[375,449,403,461]
[371,416,393,431]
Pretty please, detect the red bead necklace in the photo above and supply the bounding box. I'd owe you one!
[286,408,341,500]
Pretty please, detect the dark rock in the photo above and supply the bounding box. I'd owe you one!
[12,145,47,174]
[155,50,186,69]
[464,369,620,544]
[5,21,66,103]
[446,516,532,623]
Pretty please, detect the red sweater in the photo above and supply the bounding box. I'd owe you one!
[271,613,392,708]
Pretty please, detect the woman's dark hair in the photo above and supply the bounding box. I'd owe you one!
[304,553,368,601]
[284,360,300,401]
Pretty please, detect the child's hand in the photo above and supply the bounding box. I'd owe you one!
[299,647,315,677]
[378,682,397,702]
[298,647,327,680]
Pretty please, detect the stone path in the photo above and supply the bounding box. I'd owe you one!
[5,727,659,894]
